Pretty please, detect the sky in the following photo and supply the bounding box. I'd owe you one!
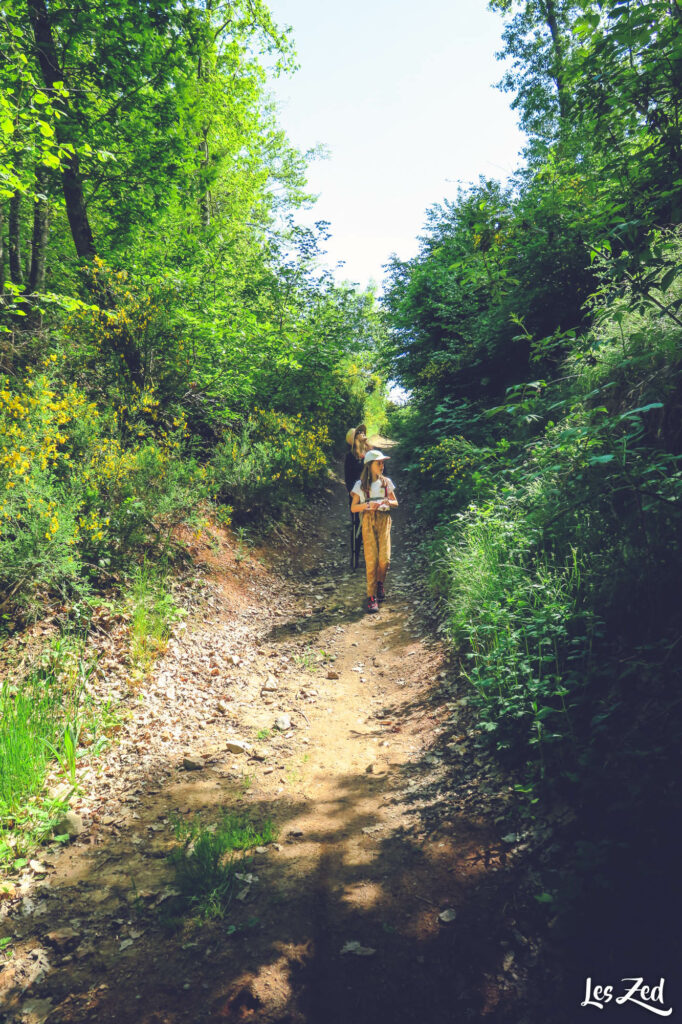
[266,0,526,292]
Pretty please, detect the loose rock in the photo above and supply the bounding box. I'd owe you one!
[340,940,376,956]
[225,740,250,755]
[54,811,83,838]
[182,755,205,771]
[46,927,80,952]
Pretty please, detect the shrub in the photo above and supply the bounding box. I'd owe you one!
[210,408,331,519]
[0,368,208,613]
[437,500,598,779]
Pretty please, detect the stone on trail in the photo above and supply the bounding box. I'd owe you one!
[438,908,457,923]
[274,714,292,731]
[326,670,340,680]
[54,810,83,838]
[48,783,74,805]
[46,926,80,952]
[182,755,205,771]
[225,740,250,755]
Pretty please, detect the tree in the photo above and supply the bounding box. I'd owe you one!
[489,0,580,145]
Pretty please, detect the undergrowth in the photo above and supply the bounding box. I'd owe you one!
[167,812,277,923]
[128,560,185,680]
[0,628,126,870]
[393,253,682,808]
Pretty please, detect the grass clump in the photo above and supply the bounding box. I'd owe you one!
[168,812,277,922]
[0,629,124,870]
[128,561,184,679]
[0,635,91,819]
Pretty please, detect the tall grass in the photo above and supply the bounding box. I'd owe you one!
[129,561,182,678]
[0,635,91,818]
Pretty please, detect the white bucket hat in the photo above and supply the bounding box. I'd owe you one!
[363,448,390,464]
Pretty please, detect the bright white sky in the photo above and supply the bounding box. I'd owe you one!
[266,0,526,292]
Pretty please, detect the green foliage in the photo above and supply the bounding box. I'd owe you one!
[209,409,332,520]
[384,0,682,822]
[1,0,388,614]
[436,502,598,780]
[169,812,276,921]
[395,243,682,796]
[0,365,210,612]
[0,633,91,819]
[128,561,183,680]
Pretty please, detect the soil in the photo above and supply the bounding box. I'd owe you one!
[0,442,569,1024]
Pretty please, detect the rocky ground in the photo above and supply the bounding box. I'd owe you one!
[0,446,568,1024]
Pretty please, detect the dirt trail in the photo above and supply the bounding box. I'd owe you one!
[1,445,535,1024]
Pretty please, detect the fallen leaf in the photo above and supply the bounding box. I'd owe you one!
[340,940,376,957]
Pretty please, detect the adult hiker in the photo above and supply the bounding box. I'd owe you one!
[350,449,398,613]
[345,424,369,568]
[344,423,368,494]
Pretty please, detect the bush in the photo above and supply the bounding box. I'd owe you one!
[436,500,598,779]
[210,408,331,519]
[413,257,682,796]
[0,367,208,613]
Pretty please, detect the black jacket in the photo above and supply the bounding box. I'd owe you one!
[344,450,364,493]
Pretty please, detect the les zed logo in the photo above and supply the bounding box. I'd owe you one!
[582,977,672,1016]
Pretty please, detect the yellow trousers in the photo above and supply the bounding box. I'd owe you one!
[362,512,392,598]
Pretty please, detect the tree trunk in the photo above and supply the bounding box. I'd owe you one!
[0,202,5,292]
[60,151,96,260]
[8,189,23,287]
[540,0,568,120]
[27,0,96,262]
[27,169,49,294]
[200,126,211,227]
[26,0,143,384]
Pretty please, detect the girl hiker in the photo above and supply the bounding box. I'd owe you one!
[345,424,368,567]
[350,449,398,613]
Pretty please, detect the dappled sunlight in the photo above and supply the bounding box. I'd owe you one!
[339,880,385,910]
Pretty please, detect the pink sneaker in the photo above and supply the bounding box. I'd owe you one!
[366,596,379,614]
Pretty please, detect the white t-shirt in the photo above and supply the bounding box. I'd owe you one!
[351,476,396,508]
